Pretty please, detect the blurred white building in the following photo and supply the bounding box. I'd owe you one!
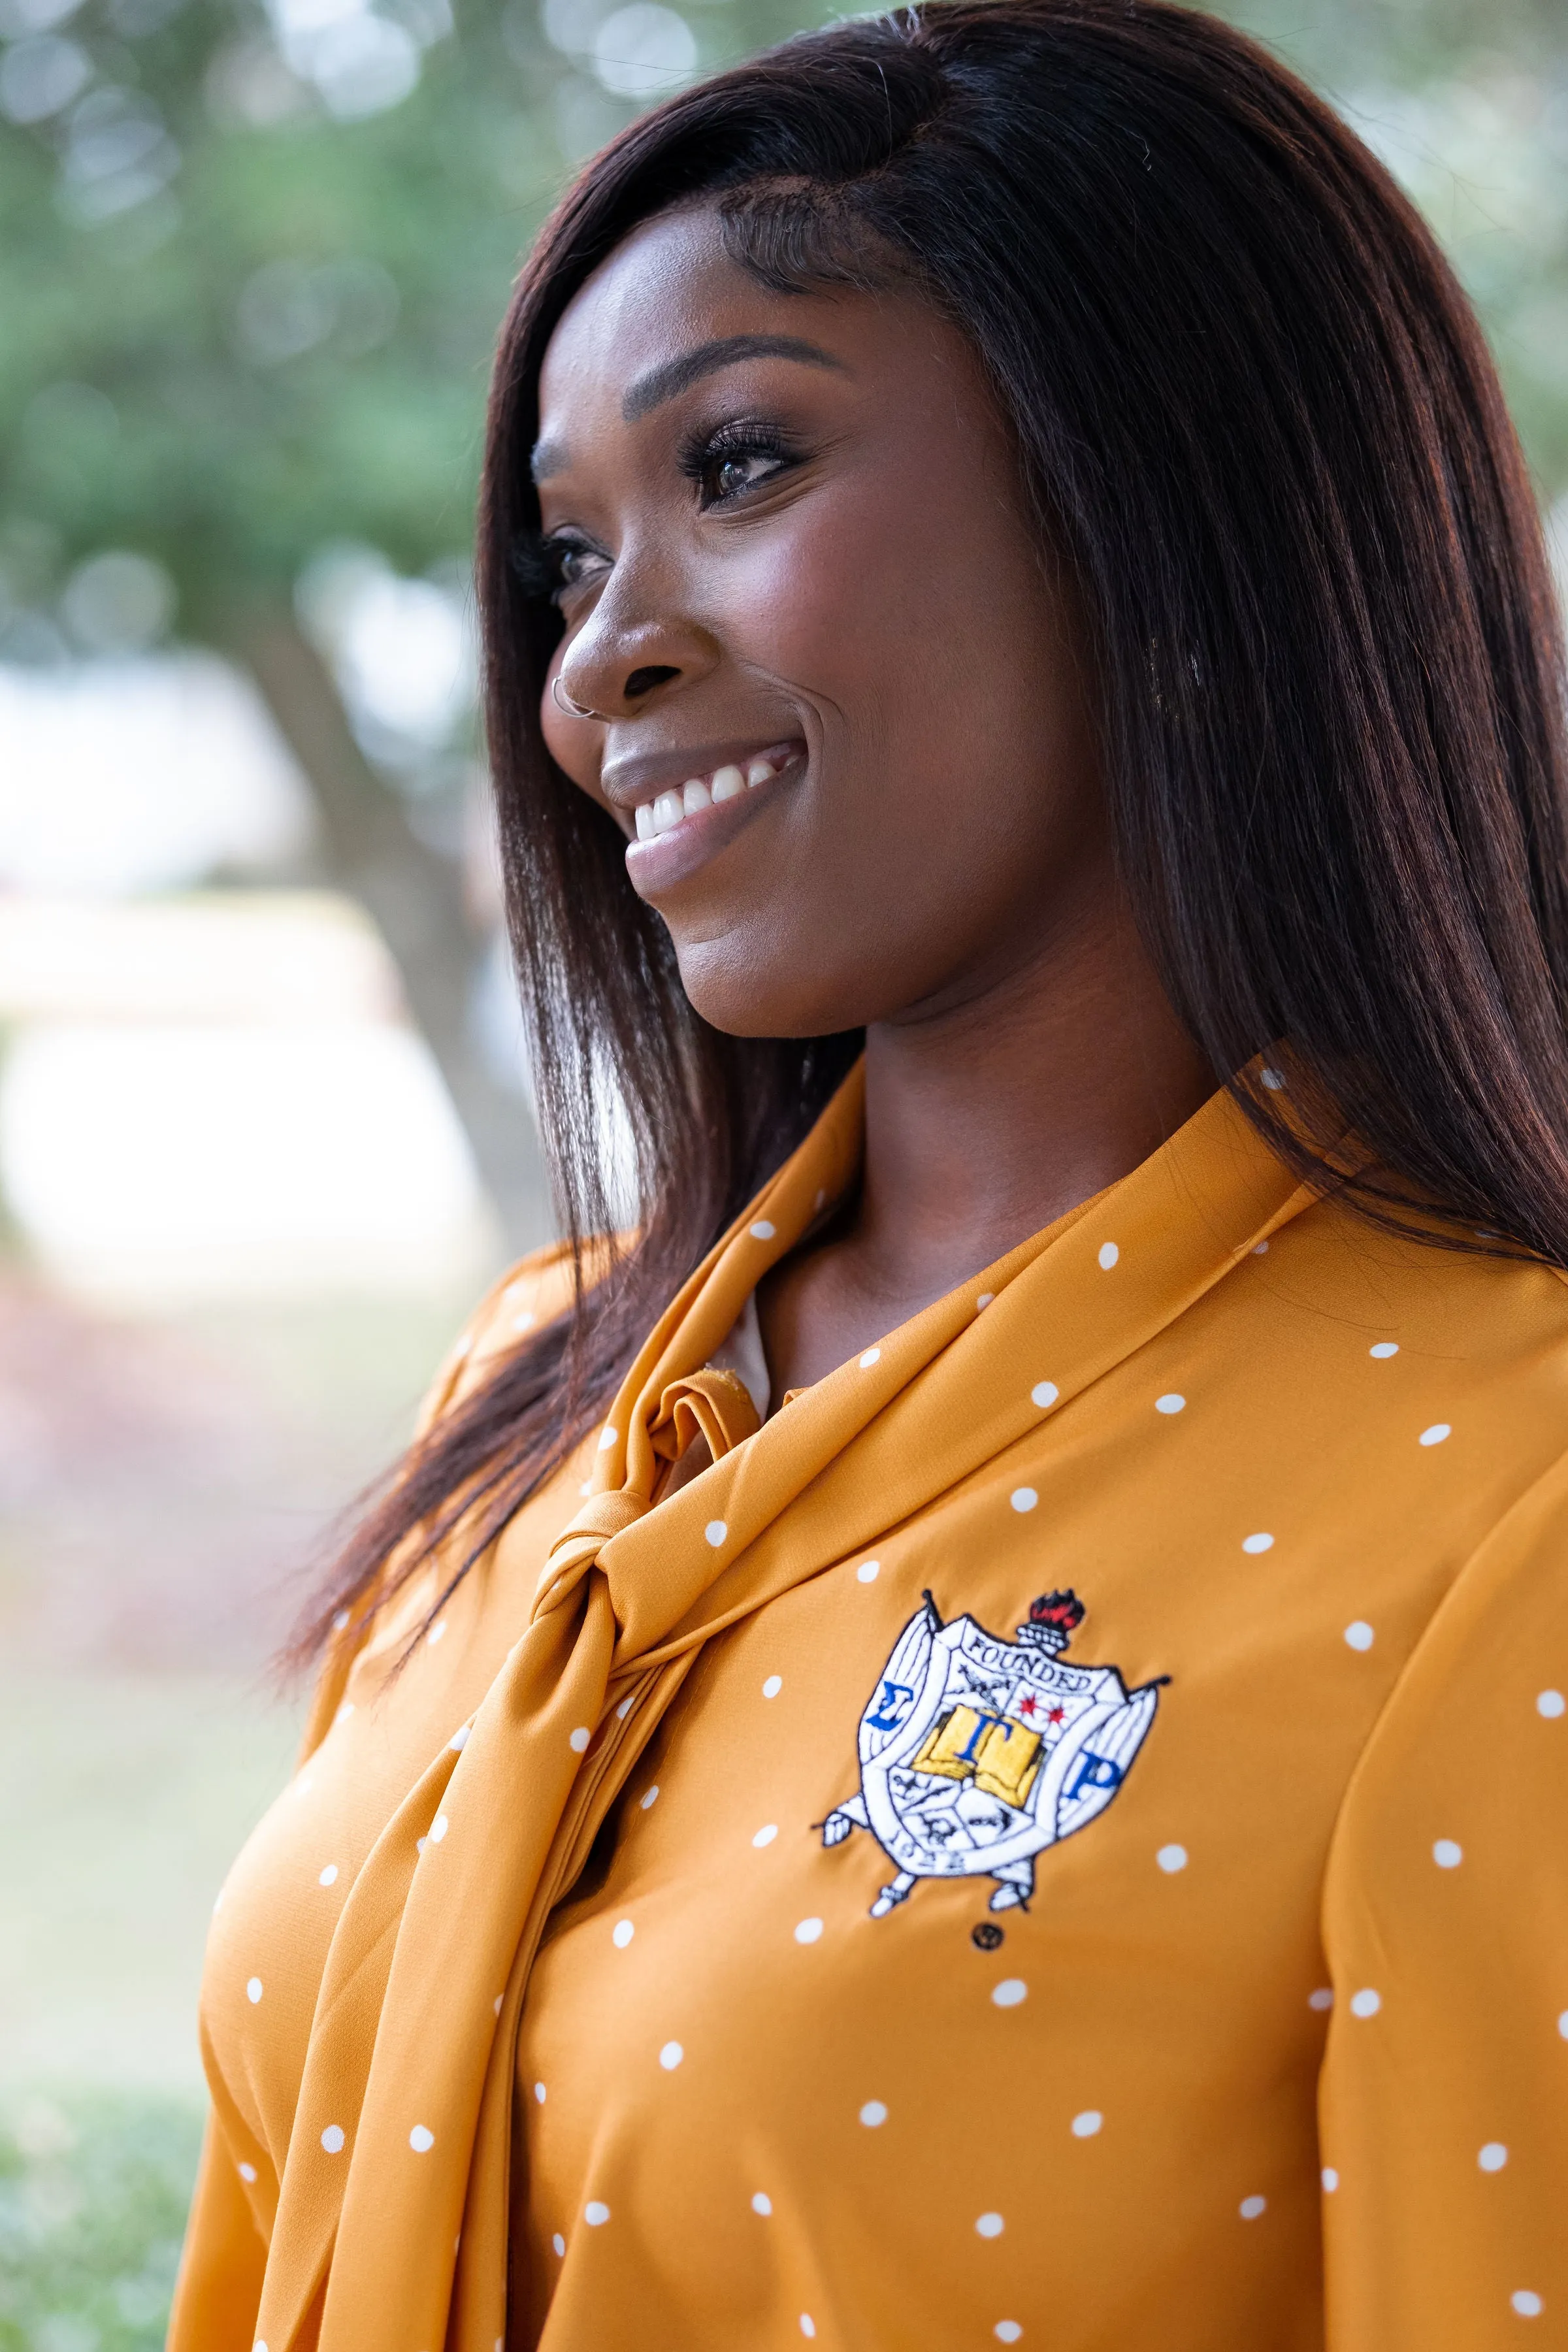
[0,647,497,1303]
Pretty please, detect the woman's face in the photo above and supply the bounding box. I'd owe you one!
[534,204,1107,1040]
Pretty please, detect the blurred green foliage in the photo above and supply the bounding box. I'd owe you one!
[0,2092,203,2350]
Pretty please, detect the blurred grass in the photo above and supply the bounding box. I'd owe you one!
[0,2087,203,2351]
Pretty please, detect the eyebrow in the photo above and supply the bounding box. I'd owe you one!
[621,333,848,423]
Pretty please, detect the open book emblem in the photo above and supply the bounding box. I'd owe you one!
[822,1589,1163,1916]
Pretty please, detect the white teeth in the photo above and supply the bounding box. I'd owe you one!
[634,754,789,841]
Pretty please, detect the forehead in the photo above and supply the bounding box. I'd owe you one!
[539,208,786,412]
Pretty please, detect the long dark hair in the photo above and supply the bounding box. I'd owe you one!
[300,0,1568,1655]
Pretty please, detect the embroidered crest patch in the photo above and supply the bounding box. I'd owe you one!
[822,1589,1162,1916]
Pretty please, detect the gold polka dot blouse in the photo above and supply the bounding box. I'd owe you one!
[171,1068,1568,2351]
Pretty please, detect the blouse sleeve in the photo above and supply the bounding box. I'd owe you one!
[1319,1450,1568,2345]
[167,2113,269,2351]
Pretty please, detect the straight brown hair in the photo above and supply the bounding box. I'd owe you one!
[298,0,1568,1656]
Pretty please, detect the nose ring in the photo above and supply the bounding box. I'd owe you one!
[551,674,612,723]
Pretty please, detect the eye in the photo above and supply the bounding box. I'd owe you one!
[710,449,782,500]
[512,529,610,608]
[681,419,803,510]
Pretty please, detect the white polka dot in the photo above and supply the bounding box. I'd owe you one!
[1349,1987,1381,2018]
[750,1220,776,1239]
[1260,1067,1286,1090]
[859,2100,888,2127]
[1559,2011,1568,2040]
[246,1977,263,2004]
[995,2328,1023,2346]
[975,2211,1005,2238]
[318,1863,338,1886]
[585,2200,610,2225]
[1344,1620,1375,1652]
[1010,1487,1038,1513]
[856,1559,880,1582]
[752,2192,772,2215]
[429,1814,448,1843]
[293,1774,312,1797]
[1252,1240,1269,1255]
[449,1725,470,1750]
[238,2161,257,2183]
[814,1188,826,1210]
[1071,2110,1102,2138]
[1420,1422,1450,1447]
[213,1889,224,1913]
[409,2125,434,2153]
[1156,1844,1188,1874]
[320,2125,345,2154]
[534,2080,546,2102]
[752,1823,778,1848]
[616,1695,634,1718]
[794,1917,824,1944]
[512,1311,534,1333]
[568,1725,591,1752]
[427,1619,446,1644]
[416,1836,427,1853]
[612,1919,634,1948]
[762,1674,783,1699]
[1369,1341,1399,1358]
[1538,1690,1565,1719]
[701,1520,728,1552]
[1478,2142,1509,2172]
[659,2041,684,2070]
[859,1347,881,1368]
[334,1701,353,1725]
[640,1785,660,1809]
[578,1478,592,1496]
[331,1607,350,1631]
[1239,2195,1267,2220]
[992,1978,1028,2008]
[1031,1381,1059,1409]
[1322,2167,1339,2192]
[1098,1242,1119,1269]
[552,2232,566,2257]
[453,1333,472,1356]
[254,2342,268,2352]
[1241,1532,1274,1554]
[1309,1987,1334,2012]
[976,1292,994,1311]
[598,1424,618,1451]
[800,2320,816,2341]
[1433,1838,1463,1869]
[1512,2291,1544,2318]
[1155,1393,1186,1415]
[494,1995,503,2016]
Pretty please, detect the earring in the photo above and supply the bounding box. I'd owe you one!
[551,674,612,723]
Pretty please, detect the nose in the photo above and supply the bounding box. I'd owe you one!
[555,577,717,721]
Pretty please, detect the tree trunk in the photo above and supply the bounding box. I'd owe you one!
[227,606,553,1258]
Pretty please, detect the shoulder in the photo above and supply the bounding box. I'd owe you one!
[414,1239,580,1433]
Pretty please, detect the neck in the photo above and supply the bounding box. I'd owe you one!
[855,916,1215,1304]
[757,898,1216,1396]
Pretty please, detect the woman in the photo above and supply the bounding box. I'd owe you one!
[172,3,1568,2345]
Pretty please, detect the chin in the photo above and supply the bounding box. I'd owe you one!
[672,936,868,1043]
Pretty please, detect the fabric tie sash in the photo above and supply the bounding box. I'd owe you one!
[248,1065,1313,2351]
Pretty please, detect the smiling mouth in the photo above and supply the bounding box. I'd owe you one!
[630,747,796,841]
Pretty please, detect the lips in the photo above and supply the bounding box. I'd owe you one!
[631,749,790,841]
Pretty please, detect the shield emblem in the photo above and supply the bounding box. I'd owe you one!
[822,1589,1164,1915]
